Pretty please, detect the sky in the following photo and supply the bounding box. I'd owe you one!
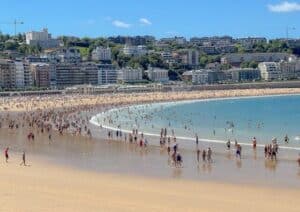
[0,0,300,39]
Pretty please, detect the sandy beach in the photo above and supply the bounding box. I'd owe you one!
[2,88,300,112]
[1,88,300,211]
[0,155,299,212]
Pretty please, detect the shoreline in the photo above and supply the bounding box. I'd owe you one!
[91,93,300,151]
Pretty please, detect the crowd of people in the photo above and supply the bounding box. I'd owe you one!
[0,92,300,171]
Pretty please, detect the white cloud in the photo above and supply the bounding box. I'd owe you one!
[268,1,300,12]
[112,20,131,28]
[139,18,152,26]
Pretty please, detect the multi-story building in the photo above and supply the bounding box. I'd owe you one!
[258,62,281,81]
[190,36,233,46]
[221,53,293,67]
[98,64,117,84]
[25,28,60,49]
[236,37,267,49]
[92,47,112,61]
[56,62,98,88]
[117,68,143,83]
[145,67,169,82]
[42,48,81,63]
[279,61,297,80]
[30,63,50,88]
[182,70,209,84]
[225,68,261,82]
[187,50,199,67]
[0,59,16,89]
[159,37,187,45]
[123,45,148,56]
[14,60,25,89]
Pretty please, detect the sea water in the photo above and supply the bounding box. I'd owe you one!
[91,95,300,149]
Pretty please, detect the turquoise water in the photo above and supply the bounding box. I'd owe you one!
[92,95,300,149]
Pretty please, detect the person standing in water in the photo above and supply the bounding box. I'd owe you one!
[226,139,231,150]
[20,151,26,166]
[236,144,242,159]
[195,134,199,146]
[284,134,289,144]
[4,147,9,163]
[252,137,257,149]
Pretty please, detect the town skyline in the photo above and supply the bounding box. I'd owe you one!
[1,0,300,39]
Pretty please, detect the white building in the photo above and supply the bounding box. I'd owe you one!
[221,53,294,66]
[117,68,143,83]
[182,70,209,84]
[258,62,281,81]
[123,45,147,56]
[92,47,112,61]
[25,28,60,49]
[145,67,169,82]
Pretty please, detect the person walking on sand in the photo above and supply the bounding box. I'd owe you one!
[298,154,300,167]
[4,147,9,163]
[197,148,200,163]
[207,147,212,163]
[20,151,26,166]
[202,149,206,162]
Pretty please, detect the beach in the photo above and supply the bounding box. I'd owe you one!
[0,156,299,212]
[1,88,300,211]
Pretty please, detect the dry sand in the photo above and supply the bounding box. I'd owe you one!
[0,155,299,212]
[2,88,300,112]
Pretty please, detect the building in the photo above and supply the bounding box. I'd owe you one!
[279,61,297,80]
[182,70,209,84]
[14,61,25,88]
[92,47,112,62]
[207,70,227,84]
[56,62,98,88]
[190,36,233,46]
[159,37,187,45]
[30,63,50,88]
[198,46,217,55]
[25,28,60,49]
[0,59,16,89]
[42,48,81,63]
[98,64,117,84]
[221,53,293,67]
[108,36,155,45]
[123,45,148,56]
[187,50,199,66]
[145,67,169,82]
[226,68,261,82]
[258,62,281,81]
[236,37,267,49]
[117,68,143,83]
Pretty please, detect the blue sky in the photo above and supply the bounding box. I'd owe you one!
[0,0,300,39]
